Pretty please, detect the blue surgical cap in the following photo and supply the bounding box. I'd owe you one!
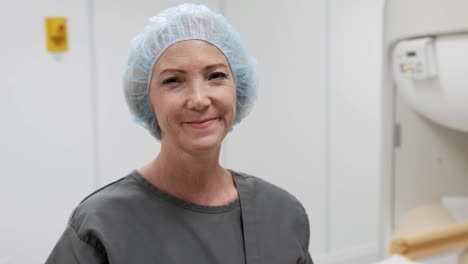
[123,3,257,139]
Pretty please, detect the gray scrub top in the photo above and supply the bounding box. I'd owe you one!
[46,170,313,264]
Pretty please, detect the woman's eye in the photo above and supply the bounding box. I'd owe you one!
[209,72,227,80]
[161,77,180,86]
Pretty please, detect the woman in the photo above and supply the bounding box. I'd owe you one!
[46,4,313,264]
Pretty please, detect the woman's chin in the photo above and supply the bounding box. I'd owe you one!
[183,135,223,153]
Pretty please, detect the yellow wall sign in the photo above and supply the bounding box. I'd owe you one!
[45,17,68,52]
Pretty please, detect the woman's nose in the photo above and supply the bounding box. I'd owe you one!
[186,80,211,111]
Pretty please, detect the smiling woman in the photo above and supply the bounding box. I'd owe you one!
[45,3,313,264]
[149,40,237,154]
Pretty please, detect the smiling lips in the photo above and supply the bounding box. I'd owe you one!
[185,117,219,128]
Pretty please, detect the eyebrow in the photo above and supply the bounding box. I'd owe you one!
[203,63,229,72]
[158,63,229,76]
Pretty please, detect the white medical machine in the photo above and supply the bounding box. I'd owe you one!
[381,0,468,262]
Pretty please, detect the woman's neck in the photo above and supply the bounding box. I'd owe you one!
[138,142,238,206]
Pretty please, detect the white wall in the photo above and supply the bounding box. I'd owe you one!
[223,0,328,255]
[0,1,96,263]
[327,0,383,261]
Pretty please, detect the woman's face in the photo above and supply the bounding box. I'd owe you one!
[149,40,236,154]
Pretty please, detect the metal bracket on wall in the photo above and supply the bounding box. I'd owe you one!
[394,123,401,148]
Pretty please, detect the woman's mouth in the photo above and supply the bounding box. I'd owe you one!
[185,117,219,128]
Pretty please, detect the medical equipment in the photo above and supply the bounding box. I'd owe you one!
[390,204,468,260]
[392,35,468,132]
[382,0,468,263]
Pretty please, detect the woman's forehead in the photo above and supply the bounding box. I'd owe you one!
[154,40,229,72]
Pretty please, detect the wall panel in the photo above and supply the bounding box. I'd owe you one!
[327,0,383,259]
[223,0,328,255]
[0,1,95,263]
